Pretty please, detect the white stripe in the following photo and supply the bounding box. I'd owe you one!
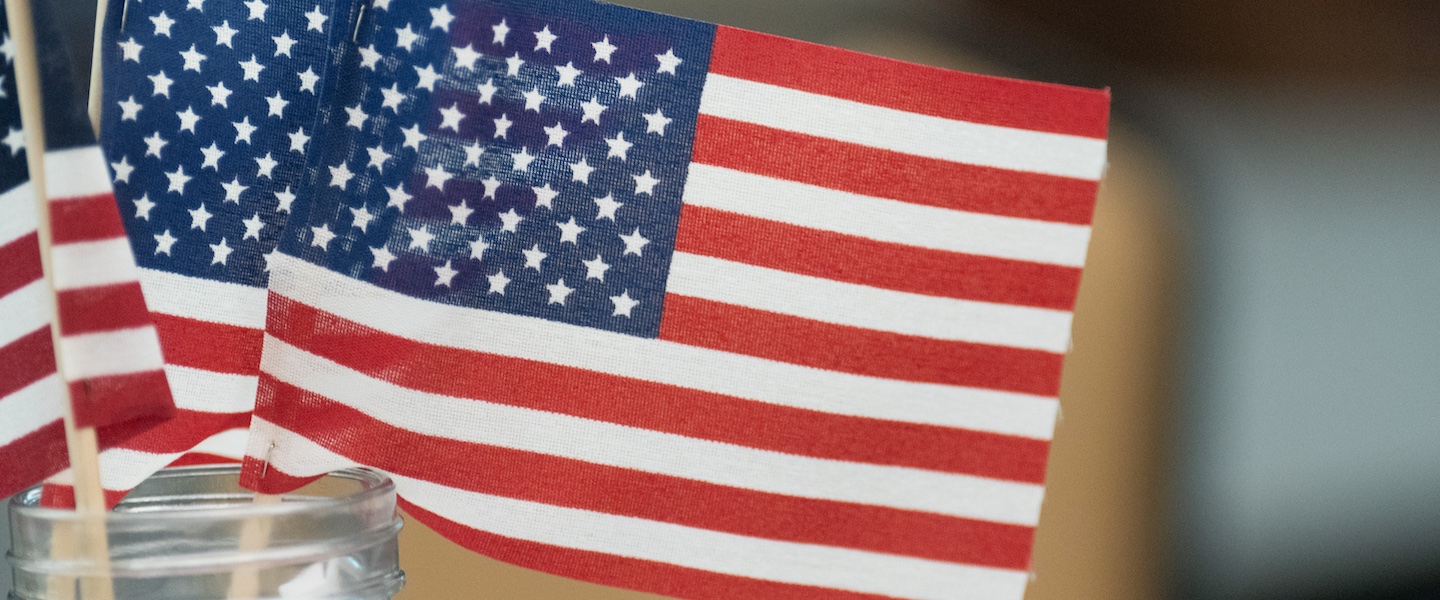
[49,428,251,490]
[671,252,1073,353]
[271,255,1058,439]
[263,335,1044,526]
[0,181,37,247]
[701,74,1107,181]
[50,238,140,291]
[0,280,51,349]
[43,147,112,201]
[684,164,1092,267]
[0,375,65,445]
[248,423,1028,600]
[165,365,258,413]
[138,268,267,328]
[58,326,165,380]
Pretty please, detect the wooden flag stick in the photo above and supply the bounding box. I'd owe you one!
[86,0,108,131]
[6,0,116,598]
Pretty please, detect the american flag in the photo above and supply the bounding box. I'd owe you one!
[239,0,1109,598]
[0,2,174,500]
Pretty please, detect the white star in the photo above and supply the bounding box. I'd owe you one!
[592,35,617,63]
[213,20,238,47]
[263,250,279,271]
[491,19,510,45]
[366,145,392,171]
[199,143,224,170]
[350,206,376,231]
[469,237,491,260]
[401,124,427,150]
[425,165,452,190]
[288,127,310,152]
[534,26,558,52]
[1,127,21,156]
[266,91,289,117]
[386,185,412,211]
[143,131,168,158]
[434,261,459,287]
[521,87,545,112]
[395,25,420,51]
[373,0,392,9]
[448,201,474,225]
[273,31,297,57]
[305,5,328,31]
[0,35,10,63]
[329,163,354,189]
[154,230,178,255]
[359,44,382,69]
[580,97,606,125]
[207,81,232,106]
[275,186,297,212]
[430,4,455,31]
[407,226,435,252]
[166,166,192,193]
[583,255,610,281]
[570,158,595,183]
[110,156,134,183]
[498,208,523,232]
[439,103,465,131]
[614,73,644,99]
[255,153,278,179]
[463,142,484,167]
[533,184,558,209]
[210,238,234,265]
[244,0,268,20]
[481,176,502,199]
[298,67,320,93]
[187,0,205,10]
[188,203,213,230]
[118,96,143,121]
[492,113,513,139]
[177,106,200,133]
[310,224,335,248]
[522,244,547,271]
[543,122,567,147]
[556,217,585,245]
[505,53,525,76]
[242,213,265,240]
[554,62,581,87]
[414,64,441,91]
[487,270,510,294]
[620,228,649,256]
[643,109,672,135]
[133,194,156,220]
[476,78,498,104]
[377,84,405,112]
[180,44,207,72]
[233,116,257,144]
[239,55,265,81]
[546,279,574,305]
[605,132,633,160]
[371,246,397,271]
[633,170,660,195]
[610,291,640,317]
[453,44,481,70]
[657,49,684,75]
[221,177,247,203]
[511,148,536,172]
[148,71,173,97]
[151,11,176,37]
[345,104,368,129]
[593,193,622,221]
[118,37,143,62]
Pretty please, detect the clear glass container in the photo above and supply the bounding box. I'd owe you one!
[7,465,404,599]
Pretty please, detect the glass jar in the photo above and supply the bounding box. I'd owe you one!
[7,465,404,599]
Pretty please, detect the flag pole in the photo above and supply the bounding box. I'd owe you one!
[86,0,107,131]
[6,0,116,598]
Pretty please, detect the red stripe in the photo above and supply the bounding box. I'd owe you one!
[0,232,43,297]
[0,421,67,499]
[693,115,1099,225]
[152,313,262,375]
[710,26,1111,139]
[168,452,241,468]
[0,326,55,398]
[661,295,1064,397]
[69,369,174,430]
[38,483,129,510]
[676,204,1084,311]
[105,409,251,454]
[400,499,902,600]
[254,378,1036,570]
[56,282,152,335]
[48,193,127,244]
[269,294,1049,482]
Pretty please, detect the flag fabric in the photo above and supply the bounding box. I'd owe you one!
[0,2,174,499]
[238,0,1110,598]
[43,0,347,504]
